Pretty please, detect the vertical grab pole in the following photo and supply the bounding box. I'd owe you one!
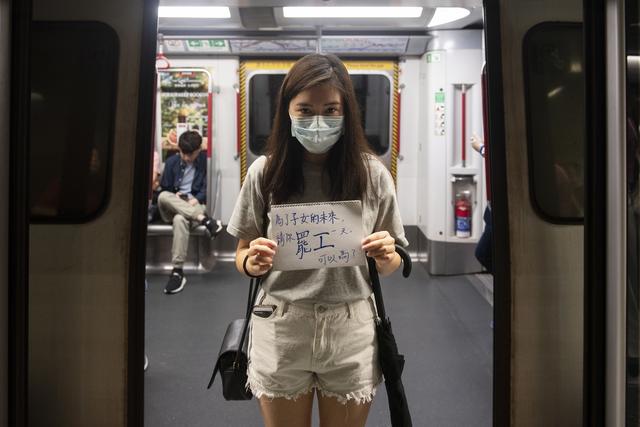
[461,84,467,168]
[207,92,213,159]
[481,66,491,201]
[235,84,241,161]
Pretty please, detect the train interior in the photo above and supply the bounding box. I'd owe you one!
[138,2,493,426]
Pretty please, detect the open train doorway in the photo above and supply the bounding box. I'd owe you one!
[13,0,617,423]
[143,3,494,427]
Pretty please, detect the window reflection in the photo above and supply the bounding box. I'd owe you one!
[29,22,117,222]
[248,73,391,156]
[249,74,285,155]
[523,24,585,222]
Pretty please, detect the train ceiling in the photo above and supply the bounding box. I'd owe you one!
[158,2,482,56]
[158,2,482,31]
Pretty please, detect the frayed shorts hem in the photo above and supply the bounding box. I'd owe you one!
[246,375,382,406]
[247,376,315,402]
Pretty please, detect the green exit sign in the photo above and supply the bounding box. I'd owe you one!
[187,39,227,49]
[427,52,442,63]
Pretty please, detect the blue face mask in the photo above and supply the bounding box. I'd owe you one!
[290,115,344,154]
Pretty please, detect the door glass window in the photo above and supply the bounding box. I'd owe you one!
[523,23,585,223]
[248,73,285,155]
[350,74,390,155]
[626,0,640,423]
[29,22,118,222]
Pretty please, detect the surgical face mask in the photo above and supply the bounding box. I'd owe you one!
[290,115,344,154]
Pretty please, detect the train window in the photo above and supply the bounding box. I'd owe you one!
[351,74,390,156]
[248,72,390,156]
[29,22,118,222]
[523,23,585,223]
[249,73,285,155]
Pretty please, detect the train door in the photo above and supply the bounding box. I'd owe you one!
[484,0,585,425]
[15,0,158,425]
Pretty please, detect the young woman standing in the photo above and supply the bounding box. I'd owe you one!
[227,53,408,427]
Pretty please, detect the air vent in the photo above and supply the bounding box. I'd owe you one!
[239,7,277,30]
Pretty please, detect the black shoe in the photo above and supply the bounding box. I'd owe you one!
[202,217,223,239]
[164,270,186,294]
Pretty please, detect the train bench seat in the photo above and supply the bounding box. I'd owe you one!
[146,220,214,273]
[146,222,207,237]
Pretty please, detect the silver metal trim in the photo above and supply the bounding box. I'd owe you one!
[606,0,626,425]
[159,34,432,57]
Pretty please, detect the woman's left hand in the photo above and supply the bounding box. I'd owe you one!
[362,231,396,266]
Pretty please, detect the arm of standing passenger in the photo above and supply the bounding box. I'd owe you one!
[235,238,277,278]
[471,133,485,157]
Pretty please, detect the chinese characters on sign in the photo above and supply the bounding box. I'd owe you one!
[269,200,366,271]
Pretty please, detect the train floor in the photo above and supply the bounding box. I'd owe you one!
[144,262,493,427]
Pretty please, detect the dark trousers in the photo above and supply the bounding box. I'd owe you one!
[475,205,493,273]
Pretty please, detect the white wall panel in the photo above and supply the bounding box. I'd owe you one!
[420,45,484,243]
[397,58,420,226]
[417,53,429,237]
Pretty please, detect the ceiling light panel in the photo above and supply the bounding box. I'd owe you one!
[427,7,470,27]
[158,6,231,19]
[283,7,423,19]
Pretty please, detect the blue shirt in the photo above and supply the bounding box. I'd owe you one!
[179,163,195,195]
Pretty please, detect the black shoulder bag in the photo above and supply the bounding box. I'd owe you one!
[206,270,260,400]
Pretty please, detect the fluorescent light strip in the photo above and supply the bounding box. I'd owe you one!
[283,7,423,19]
[427,7,470,27]
[158,6,231,19]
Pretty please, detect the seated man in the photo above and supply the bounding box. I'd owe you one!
[157,130,222,294]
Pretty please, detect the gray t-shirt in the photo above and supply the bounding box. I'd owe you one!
[227,155,408,303]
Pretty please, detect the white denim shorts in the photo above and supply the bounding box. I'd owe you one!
[247,290,382,405]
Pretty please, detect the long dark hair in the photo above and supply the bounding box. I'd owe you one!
[261,54,372,205]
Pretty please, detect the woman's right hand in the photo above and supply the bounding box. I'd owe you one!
[245,237,277,276]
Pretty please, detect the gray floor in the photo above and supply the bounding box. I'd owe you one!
[145,263,493,427]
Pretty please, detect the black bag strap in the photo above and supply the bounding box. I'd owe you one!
[366,256,386,320]
[233,276,260,370]
[233,199,269,369]
[366,244,412,320]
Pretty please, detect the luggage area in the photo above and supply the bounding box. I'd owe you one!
[144,262,493,426]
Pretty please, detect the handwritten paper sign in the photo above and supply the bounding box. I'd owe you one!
[269,200,366,271]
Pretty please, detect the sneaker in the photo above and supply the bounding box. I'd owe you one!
[144,354,149,371]
[164,270,186,294]
[202,217,223,239]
